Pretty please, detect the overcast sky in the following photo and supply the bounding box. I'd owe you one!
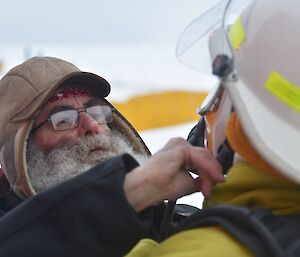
[0,0,219,45]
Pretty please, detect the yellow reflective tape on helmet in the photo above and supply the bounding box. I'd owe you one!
[229,17,246,50]
[265,71,300,113]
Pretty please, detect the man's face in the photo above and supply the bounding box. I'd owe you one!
[33,95,111,152]
[27,90,147,193]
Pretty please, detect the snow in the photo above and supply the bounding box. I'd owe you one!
[0,44,217,101]
[0,0,221,209]
[0,44,211,209]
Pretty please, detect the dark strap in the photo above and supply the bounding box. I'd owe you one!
[158,202,200,242]
[186,118,206,147]
[173,205,300,257]
[186,119,234,174]
[158,200,176,242]
[216,139,234,174]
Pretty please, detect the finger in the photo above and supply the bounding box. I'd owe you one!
[188,147,224,183]
[166,171,198,200]
[162,137,187,151]
[176,170,199,194]
[200,173,214,197]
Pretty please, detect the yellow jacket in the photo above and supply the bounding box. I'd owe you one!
[125,162,300,257]
[126,114,300,257]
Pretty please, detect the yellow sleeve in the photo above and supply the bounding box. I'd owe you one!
[126,227,254,257]
[125,239,159,257]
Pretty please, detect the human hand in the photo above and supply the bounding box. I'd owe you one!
[124,137,224,212]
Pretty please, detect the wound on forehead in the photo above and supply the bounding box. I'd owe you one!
[45,86,92,106]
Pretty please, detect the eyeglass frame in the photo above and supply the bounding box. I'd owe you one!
[32,104,114,132]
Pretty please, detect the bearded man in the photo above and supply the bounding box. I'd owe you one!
[0,57,223,257]
[26,85,147,193]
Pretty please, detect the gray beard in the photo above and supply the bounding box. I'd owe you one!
[26,130,148,193]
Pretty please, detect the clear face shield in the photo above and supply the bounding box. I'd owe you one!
[176,0,252,156]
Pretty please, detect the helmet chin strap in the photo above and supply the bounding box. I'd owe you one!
[204,90,235,174]
[204,90,232,157]
[187,84,235,174]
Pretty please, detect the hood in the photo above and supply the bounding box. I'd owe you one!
[0,56,150,199]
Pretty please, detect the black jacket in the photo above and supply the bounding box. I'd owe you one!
[0,154,155,257]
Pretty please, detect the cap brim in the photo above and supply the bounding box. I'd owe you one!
[227,79,300,184]
[62,71,111,98]
[12,71,111,122]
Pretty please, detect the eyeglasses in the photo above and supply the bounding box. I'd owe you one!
[33,105,113,132]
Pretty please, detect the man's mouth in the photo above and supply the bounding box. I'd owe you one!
[90,147,105,153]
[89,146,111,155]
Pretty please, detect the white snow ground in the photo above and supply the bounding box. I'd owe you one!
[0,0,225,207]
[0,0,220,208]
[0,44,213,209]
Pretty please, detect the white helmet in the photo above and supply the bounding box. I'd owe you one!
[178,0,300,184]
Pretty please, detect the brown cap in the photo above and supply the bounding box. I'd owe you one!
[0,56,110,147]
[0,57,150,199]
[0,57,115,198]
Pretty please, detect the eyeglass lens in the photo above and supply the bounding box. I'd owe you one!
[50,105,113,131]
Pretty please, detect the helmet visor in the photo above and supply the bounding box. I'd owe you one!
[176,0,252,76]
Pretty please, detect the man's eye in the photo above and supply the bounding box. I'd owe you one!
[56,119,69,125]
[50,110,78,130]
[87,106,112,123]
[55,119,71,129]
[89,111,102,119]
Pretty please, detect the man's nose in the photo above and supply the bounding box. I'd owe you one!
[78,112,110,137]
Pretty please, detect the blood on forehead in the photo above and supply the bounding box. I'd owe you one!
[44,87,92,106]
